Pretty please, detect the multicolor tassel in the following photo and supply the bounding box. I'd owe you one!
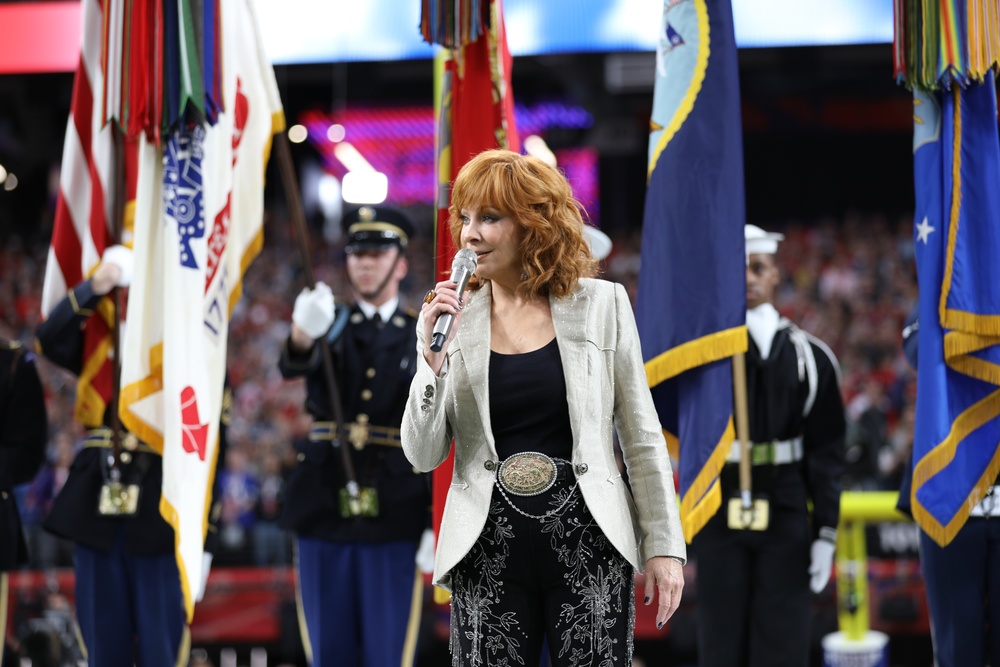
[894,0,1000,90]
[421,0,487,48]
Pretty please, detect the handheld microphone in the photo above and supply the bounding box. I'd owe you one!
[430,248,478,352]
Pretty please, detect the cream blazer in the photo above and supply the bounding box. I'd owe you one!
[401,278,686,591]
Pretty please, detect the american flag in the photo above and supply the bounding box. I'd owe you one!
[41,0,123,427]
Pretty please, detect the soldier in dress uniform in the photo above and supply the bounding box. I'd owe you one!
[0,337,47,665]
[279,205,433,667]
[34,247,194,667]
[692,225,846,667]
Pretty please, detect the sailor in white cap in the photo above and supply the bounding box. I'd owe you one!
[693,224,847,667]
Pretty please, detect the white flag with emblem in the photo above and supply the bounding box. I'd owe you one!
[119,0,284,620]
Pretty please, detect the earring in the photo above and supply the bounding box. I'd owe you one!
[520,269,528,281]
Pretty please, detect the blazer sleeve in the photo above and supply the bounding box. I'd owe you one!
[610,283,687,564]
[401,311,454,472]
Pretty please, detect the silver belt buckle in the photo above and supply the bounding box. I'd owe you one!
[497,452,558,496]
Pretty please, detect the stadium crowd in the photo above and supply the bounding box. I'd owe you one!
[0,207,918,569]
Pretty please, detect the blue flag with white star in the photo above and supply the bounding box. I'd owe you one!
[911,73,1000,546]
[636,0,747,541]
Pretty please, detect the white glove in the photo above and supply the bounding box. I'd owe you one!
[808,538,835,593]
[194,552,213,602]
[101,244,134,287]
[415,528,435,574]
[292,282,335,339]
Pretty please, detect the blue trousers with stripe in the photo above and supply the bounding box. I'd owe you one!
[296,537,423,667]
[74,529,186,667]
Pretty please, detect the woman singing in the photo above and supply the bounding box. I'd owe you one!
[402,149,686,666]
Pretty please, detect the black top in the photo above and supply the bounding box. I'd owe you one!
[489,338,574,462]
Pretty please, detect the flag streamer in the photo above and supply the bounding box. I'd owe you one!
[893,0,1000,90]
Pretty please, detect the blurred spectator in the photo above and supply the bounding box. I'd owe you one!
[21,431,77,569]
[253,450,290,566]
[844,378,892,490]
[217,447,260,565]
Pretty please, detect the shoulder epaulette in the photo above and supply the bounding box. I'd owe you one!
[0,338,21,351]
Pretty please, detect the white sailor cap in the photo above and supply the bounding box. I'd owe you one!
[745,224,784,256]
[584,225,612,261]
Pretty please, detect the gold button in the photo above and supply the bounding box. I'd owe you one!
[120,452,133,465]
[123,433,139,451]
[366,368,376,378]
[361,389,373,401]
[297,453,305,462]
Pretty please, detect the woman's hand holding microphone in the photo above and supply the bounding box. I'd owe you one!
[420,280,464,375]
[421,248,477,375]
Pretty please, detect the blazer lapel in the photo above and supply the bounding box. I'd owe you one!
[551,286,590,449]
[455,283,495,448]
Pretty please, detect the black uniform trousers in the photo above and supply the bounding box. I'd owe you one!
[449,471,635,667]
[693,501,811,667]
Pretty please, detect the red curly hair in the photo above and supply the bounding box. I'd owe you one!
[448,149,598,299]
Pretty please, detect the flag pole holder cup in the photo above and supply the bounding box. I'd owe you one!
[727,491,769,530]
[821,631,889,667]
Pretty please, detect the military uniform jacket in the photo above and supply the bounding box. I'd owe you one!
[725,319,846,539]
[35,280,175,556]
[278,301,429,543]
[0,341,47,570]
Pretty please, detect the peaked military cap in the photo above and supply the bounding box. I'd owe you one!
[342,205,414,253]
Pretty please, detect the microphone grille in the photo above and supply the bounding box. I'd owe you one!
[452,248,478,272]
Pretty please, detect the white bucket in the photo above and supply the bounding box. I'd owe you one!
[821,630,889,667]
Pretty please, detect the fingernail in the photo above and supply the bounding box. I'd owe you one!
[644,596,650,605]
[458,296,464,306]
[657,622,663,630]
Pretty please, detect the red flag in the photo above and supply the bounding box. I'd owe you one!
[41,0,128,428]
[427,0,518,602]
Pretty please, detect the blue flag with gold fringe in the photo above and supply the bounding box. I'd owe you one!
[636,0,747,541]
[911,74,1000,546]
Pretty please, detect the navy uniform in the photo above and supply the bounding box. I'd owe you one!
[1,339,47,665]
[35,271,187,667]
[693,226,846,667]
[899,311,1000,667]
[279,206,431,667]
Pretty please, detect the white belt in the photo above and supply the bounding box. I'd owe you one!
[727,437,804,465]
[970,486,1000,517]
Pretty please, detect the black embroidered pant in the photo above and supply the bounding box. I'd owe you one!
[449,478,635,667]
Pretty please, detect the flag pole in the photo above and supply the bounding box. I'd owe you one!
[273,132,363,516]
[729,351,767,530]
[108,125,126,479]
[732,353,751,503]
